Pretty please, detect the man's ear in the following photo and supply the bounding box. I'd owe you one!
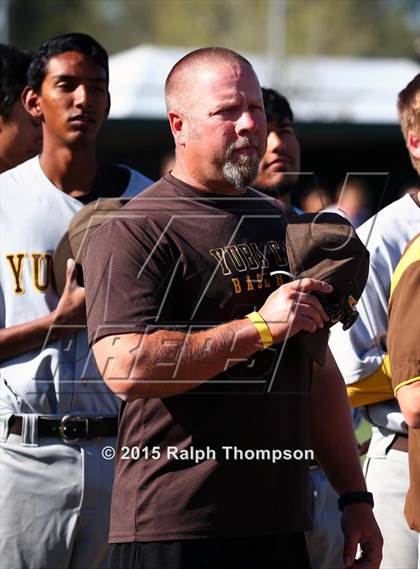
[21,86,42,119]
[168,111,185,146]
[407,130,420,160]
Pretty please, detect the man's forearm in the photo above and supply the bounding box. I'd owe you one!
[0,260,86,362]
[0,314,82,362]
[92,277,332,400]
[310,348,366,495]
[94,318,262,400]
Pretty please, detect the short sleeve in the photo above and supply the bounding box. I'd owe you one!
[388,236,420,393]
[83,216,176,344]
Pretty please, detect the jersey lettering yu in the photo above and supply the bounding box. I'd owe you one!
[0,157,151,416]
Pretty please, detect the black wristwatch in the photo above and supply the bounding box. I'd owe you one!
[338,491,374,512]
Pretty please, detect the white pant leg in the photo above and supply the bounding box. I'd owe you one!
[0,434,115,569]
[418,533,420,569]
[364,449,419,569]
[305,467,344,569]
[67,438,115,569]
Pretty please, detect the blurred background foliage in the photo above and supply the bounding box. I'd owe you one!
[4,0,419,58]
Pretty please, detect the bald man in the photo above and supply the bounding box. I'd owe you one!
[83,48,382,569]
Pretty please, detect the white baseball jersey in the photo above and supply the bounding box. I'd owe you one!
[329,193,419,384]
[0,156,151,416]
[329,193,419,444]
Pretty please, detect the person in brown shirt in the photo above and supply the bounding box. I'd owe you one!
[389,231,420,532]
[83,47,382,569]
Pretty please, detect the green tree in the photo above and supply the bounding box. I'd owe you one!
[288,0,418,57]
[7,0,419,58]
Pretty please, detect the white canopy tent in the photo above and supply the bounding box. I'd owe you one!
[108,44,419,124]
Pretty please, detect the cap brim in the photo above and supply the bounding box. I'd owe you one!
[296,327,330,366]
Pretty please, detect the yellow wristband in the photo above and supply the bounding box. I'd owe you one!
[246,311,273,349]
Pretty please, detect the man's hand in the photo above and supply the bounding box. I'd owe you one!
[0,259,87,362]
[53,259,86,325]
[258,277,332,343]
[342,503,383,568]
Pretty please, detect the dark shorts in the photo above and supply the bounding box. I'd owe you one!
[108,532,310,569]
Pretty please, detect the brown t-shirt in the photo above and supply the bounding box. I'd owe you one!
[388,234,420,532]
[83,175,313,542]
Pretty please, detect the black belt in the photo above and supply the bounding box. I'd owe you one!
[9,415,118,442]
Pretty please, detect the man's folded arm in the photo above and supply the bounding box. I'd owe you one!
[0,259,85,362]
[92,277,332,400]
[92,322,261,400]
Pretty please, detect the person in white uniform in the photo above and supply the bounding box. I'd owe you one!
[0,33,152,569]
[329,73,420,568]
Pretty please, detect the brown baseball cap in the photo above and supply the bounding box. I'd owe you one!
[53,198,127,296]
[284,212,369,365]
